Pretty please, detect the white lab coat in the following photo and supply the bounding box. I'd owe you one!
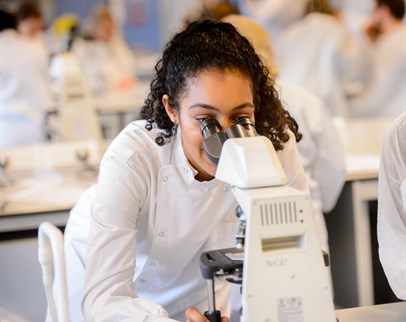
[0,30,52,147]
[276,13,366,117]
[349,25,406,118]
[277,81,346,252]
[377,112,406,300]
[64,119,308,322]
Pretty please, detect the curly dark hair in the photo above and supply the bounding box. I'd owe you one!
[140,19,301,151]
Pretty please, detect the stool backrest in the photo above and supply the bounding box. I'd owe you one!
[38,222,70,322]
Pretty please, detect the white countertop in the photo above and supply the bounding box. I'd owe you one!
[335,302,406,322]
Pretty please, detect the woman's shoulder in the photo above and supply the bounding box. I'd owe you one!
[103,119,171,162]
[385,113,406,146]
[1,30,31,50]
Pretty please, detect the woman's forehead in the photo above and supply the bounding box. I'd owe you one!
[179,69,254,106]
[185,68,252,90]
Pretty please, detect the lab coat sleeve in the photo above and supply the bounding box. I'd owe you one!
[377,113,406,300]
[278,83,345,211]
[82,146,177,322]
[306,99,346,212]
[277,130,309,194]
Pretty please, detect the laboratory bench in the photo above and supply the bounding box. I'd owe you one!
[335,301,405,322]
[0,140,100,321]
[0,122,397,320]
[48,80,150,141]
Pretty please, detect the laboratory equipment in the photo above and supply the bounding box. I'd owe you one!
[0,156,14,187]
[199,118,336,322]
[49,52,102,141]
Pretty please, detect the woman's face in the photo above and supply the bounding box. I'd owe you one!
[18,17,42,38]
[93,18,114,42]
[163,69,255,181]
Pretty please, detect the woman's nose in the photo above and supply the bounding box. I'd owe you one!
[218,119,235,132]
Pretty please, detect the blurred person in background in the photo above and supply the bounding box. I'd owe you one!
[0,10,52,148]
[330,0,373,34]
[72,5,137,93]
[183,0,240,26]
[240,0,307,48]
[16,1,43,39]
[15,1,49,62]
[377,112,406,300]
[207,1,240,21]
[275,0,367,118]
[349,0,406,118]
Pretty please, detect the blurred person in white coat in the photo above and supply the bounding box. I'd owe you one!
[72,5,137,93]
[16,1,43,37]
[377,112,406,300]
[0,10,52,148]
[223,13,346,254]
[276,0,367,118]
[349,0,406,118]
[15,1,51,93]
[240,0,307,47]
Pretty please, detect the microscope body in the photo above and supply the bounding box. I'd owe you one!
[200,120,336,322]
[231,184,335,322]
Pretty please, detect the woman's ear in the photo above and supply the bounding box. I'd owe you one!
[162,94,178,124]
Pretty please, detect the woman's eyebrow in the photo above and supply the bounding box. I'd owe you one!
[188,103,254,111]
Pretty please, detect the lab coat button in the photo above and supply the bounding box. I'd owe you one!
[139,278,146,283]
[183,168,188,174]
[158,231,165,237]
[163,176,168,182]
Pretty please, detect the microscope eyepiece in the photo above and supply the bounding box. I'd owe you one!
[200,117,258,165]
[235,117,257,137]
[200,118,222,139]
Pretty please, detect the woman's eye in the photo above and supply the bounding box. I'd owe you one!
[234,116,250,122]
[196,117,214,124]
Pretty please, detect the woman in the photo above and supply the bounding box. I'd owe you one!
[64,20,308,322]
[72,5,137,92]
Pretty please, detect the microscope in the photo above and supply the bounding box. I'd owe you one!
[49,52,102,141]
[199,118,336,322]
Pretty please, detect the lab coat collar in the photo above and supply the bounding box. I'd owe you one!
[173,126,224,189]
